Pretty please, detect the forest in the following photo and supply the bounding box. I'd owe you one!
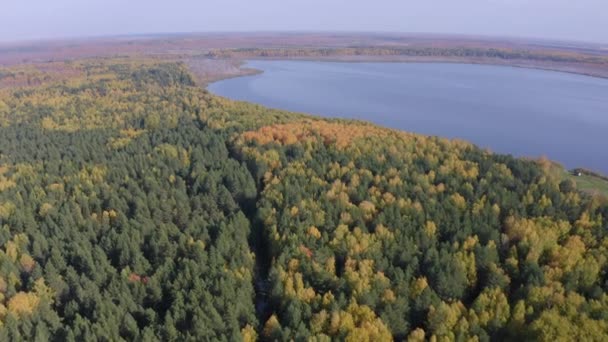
[0,59,607,341]
[205,46,608,65]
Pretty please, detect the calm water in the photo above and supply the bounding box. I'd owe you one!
[209,61,608,173]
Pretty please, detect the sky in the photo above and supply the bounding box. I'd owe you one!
[1,0,607,43]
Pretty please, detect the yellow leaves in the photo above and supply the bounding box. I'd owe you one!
[288,259,300,272]
[322,292,335,306]
[240,119,397,150]
[33,278,55,303]
[504,216,572,263]
[374,224,394,241]
[381,192,396,205]
[332,224,350,243]
[5,241,19,262]
[530,304,608,341]
[0,167,16,192]
[47,182,64,193]
[242,123,305,146]
[494,163,514,180]
[108,129,146,149]
[13,163,37,181]
[262,149,281,170]
[340,212,353,225]
[427,301,466,337]
[76,165,107,186]
[328,162,351,180]
[382,289,396,303]
[311,310,329,334]
[539,194,552,209]
[326,179,350,204]
[472,195,487,215]
[527,282,566,309]
[346,228,372,255]
[573,256,601,289]
[344,317,392,342]
[407,328,426,342]
[358,201,376,221]
[511,300,527,325]
[241,324,258,342]
[425,221,438,238]
[280,265,316,302]
[7,292,40,317]
[455,248,477,287]
[1,61,204,130]
[121,128,145,139]
[450,193,467,210]
[6,273,20,293]
[487,262,511,288]
[326,301,392,341]
[41,117,59,130]
[522,190,535,206]
[344,259,377,295]
[155,143,180,159]
[0,99,8,114]
[492,203,501,216]
[438,157,479,180]
[471,288,510,328]
[263,314,281,338]
[463,236,479,251]
[228,266,253,281]
[0,201,16,219]
[186,236,206,251]
[388,175,403,187]
[308,226,322,239]
[331,226,388,258]
[39,203,54,217]
[410,277,429,298]
[575,211,598,231]
[329,310,351,335]
[536,156,566,184]
[545,235,586,279]
[349,173,361,188]
[19,254,36,273]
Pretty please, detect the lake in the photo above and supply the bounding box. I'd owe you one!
[208,61,608,174]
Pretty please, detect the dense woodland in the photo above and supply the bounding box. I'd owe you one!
[205,47,608,65]
[0,60,607,341]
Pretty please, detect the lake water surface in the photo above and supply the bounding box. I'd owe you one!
[208,61,608,173]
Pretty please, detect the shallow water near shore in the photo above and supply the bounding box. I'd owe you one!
[209,60,608,174]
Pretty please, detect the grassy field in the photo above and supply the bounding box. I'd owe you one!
[561,170,608,198]
[540,159,608,198]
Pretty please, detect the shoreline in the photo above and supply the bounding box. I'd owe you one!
[201,56,608,87]
[204,58,608,183]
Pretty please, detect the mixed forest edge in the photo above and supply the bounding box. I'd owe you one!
[201,45,608,81]
[0,58,607,341]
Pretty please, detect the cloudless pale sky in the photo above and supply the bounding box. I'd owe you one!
[1,0,607,43]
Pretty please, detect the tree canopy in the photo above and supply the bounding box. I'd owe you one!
[0,59,606,341]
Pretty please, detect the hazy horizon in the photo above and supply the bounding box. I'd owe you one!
[2,1,607,44]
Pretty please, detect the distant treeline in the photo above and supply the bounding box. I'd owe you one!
[206,46,608,65]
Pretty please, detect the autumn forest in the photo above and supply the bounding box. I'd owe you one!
[0,58,607,341]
